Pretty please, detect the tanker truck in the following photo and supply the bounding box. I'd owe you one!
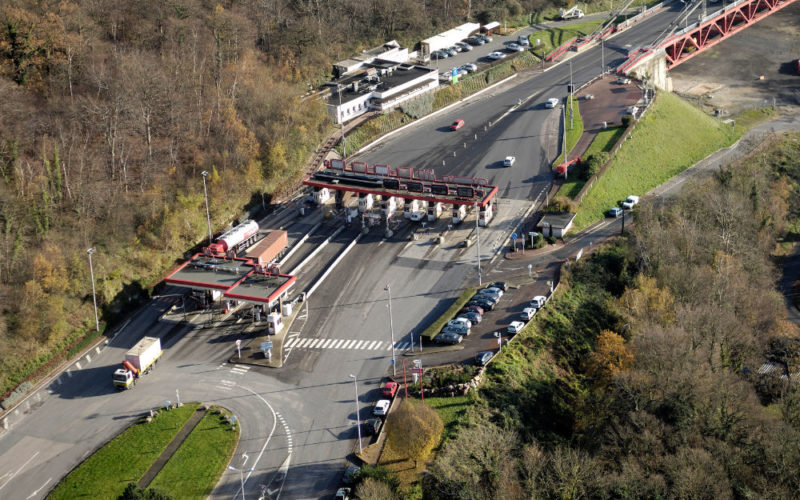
[207,220,260,255]
[112,336,163,390]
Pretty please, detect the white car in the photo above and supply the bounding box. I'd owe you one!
[521,307,537,321]
[481,286,504,297]
[508,321,525,334]
[503,156,516,167]
[622,195,640,209]
[530,296,546,309]
[545,98,559,108]
[507,42,525,52]
[487,51,506,60]
[616,77,632,85]
[374,399,391,416]
[462,63,478,73]
[449,318,472,329]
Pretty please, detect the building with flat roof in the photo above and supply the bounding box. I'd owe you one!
[328,62,437,124]
[537,213,577,239]
[333,40,409,78]
[419,23,480,61]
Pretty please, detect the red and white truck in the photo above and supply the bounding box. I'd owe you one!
[207,220,259,255]
[112,337,163,390]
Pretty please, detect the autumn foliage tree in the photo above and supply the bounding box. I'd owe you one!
[385,399,443,466]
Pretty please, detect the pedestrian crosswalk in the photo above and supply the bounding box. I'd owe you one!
[284,337,414,351]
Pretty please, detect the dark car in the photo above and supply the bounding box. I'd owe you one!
[460,311,482,324]
[433,331,463,344]
[468,298,495,311]
[462,305,484,316]
[366,418,383,435]
[475,351,494,366]
[489,281,508,292]
[343,465,361,485]
[467,37,485,46]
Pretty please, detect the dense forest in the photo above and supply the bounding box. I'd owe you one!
[0,0,552,397]
[415,134,800,498]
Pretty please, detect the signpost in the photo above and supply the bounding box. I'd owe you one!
[260,341,273,361]
[511,232,518,252]
[236,339,242,359]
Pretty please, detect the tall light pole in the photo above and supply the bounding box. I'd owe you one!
[385,284,396,375]
[600,38,605,74]
[475,202,482,286]
[349,374,363,454]
[338,84,347,159]
[569,60,574,129]
[201,170,212,245]
[227,465,252,500]
[87,247,99,332]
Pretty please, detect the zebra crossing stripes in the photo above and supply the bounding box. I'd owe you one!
[285,337,413,351]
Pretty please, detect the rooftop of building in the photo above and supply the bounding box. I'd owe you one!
[538,212,578,228]
[165,255,255,290]
[331,63,435,105]
[225,272,295,304]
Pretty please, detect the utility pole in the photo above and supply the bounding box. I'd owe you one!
[475,202,482,286]
[338,84,347,159]
[201,170,212,245]
[562,101,568,180]
[87,248,99,332]
[569,60,574,130]
[385,284,396,376]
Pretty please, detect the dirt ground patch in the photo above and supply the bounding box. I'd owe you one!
[670,2,800,114]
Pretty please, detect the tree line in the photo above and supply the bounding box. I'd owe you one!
[414,134,800,498]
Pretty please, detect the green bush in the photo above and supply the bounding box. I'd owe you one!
[545,196,576,213]
[621,115,633,128]
[582,152,609,180]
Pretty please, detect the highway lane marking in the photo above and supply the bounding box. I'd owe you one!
[342,339,355,348]
[283,339,413,351]
[25,477,51,499]
[234,385,284,500]
[0,451,39,493]
[353,340,367,349]
[75,362,82,370]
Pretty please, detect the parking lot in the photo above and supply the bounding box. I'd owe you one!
[425,29,537,81]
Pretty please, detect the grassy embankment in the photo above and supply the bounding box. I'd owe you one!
[556,126,625,199]
[530,20,603,56]
[47,404,238,500]
[553,95,584,166]
[421,288,477,340]
[571,92,738,231]
[147,409,240,499]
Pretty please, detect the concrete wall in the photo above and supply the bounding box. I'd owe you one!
[628,49,672,92]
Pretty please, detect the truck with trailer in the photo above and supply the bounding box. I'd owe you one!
[245,230,288,265]
[207,220,260,255]
[112,337,163,390]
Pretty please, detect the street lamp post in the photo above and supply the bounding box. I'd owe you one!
[87,248,99,332]
[349,374,363,454]
[569,60,574,129]
[601,38,605,74]
[385,284,396,375]
[228,465,252,500]
[201,170,212,245]
[475,202,482,286]
[338,85,347,159]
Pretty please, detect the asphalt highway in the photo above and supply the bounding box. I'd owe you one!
[0,4,711,499]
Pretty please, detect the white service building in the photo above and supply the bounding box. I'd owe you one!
[419,23,480,62]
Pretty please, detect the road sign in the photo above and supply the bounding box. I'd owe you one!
[411,368,424,374]
[260,341,273,351]
[511,232,518,240]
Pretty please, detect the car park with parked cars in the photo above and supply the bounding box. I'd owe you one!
[434,331,463,344]
[622,195,640,209]
[545,98,559,108]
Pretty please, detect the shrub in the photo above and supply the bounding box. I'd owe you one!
[582,152,609,180]
[545,196,577,213]
[621,115,633,128]
[385,399,444,466]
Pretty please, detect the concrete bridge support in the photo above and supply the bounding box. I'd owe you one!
[628,49,672,91]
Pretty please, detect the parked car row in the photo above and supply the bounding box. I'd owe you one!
[433,282,508,345]
[432,34,493,60]
[607,195,640,218]
[506,295,547,334]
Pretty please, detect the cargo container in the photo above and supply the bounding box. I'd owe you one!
[246,230,288,265]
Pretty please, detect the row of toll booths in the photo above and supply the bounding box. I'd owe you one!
[313,187,494,226]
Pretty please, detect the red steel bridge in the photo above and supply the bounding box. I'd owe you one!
[621,0,798,73]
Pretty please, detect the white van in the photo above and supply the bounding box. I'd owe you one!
[518,35,530,46]
[530,296,546,309]
[520,307,537,321]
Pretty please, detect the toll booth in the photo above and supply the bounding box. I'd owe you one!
[428,202,443,222]
[403,199,422,218]
[452,204,467,224]
[479,203,494,227]
[313,187,331,205]
[267,313,283,335]
[335,189,345,209]
[381,196,397,217]
[358,193,374,213]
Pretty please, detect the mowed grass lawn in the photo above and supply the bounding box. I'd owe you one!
[572,92,738,231]
[535,20,603,55]
[149,408,239,499]
[556,126,625,199]
[48,403,201,500]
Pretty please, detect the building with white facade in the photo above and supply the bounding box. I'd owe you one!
[419,23,480,62]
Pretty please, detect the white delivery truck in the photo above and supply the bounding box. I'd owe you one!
[112,337,163,390]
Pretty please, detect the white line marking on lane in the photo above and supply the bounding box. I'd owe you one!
[25,477,51,499]
[0,452,40,492]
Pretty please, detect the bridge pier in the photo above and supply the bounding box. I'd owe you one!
[628,49,672,91]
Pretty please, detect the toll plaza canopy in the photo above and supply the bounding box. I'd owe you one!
[164,254,296,307]
[304,159,498,207]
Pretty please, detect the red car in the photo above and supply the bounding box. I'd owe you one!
[381,381,398,398]
[450,119,465,131]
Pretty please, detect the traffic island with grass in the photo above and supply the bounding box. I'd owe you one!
[47,403,239,500]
